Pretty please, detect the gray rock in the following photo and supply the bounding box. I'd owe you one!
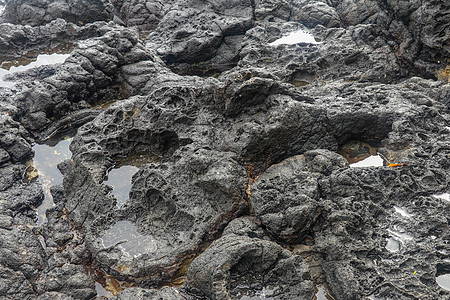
[80,147,248,282]
[9,24,163,135]
[0,19,111,60]
[250,154,321,243]
[186,233,314,300]
[111,0,176,32]
[2,0,114,26]
[0,147,10,165]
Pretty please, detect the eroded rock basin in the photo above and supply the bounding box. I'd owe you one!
[28,135,72,225]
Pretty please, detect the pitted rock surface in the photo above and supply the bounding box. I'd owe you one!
[0,0,449,299]
[82,147,248,282]
[1,0,113,26]
[186,227,314,300]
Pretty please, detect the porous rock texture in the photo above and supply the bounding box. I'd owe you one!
[0,0,449,299]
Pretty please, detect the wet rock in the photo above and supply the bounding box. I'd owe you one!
[2,0,114,26]
[81,147,248,282]
[186,232,314,300]
[315,155,449,299]
[249,150,347,243]
[222,216,268,239]
[0,162,45,299]
[37,292,76,300]
[327,0,449,79]
[60,77,248,282]
[10,24,163,135]
[303,149,349,175]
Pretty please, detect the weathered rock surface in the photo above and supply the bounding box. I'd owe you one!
[0,0,448,299]
[186,218,314,300]
[8,23,164,136]
[2,0,113,26]
[0,19,111,60]
[111,0,177,32]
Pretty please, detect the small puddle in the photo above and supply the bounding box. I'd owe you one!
[385,227,413,253]
[95,282,114,298]
[433,193,450,202]
[436,274,450,291]
[104,153,162,207]
[269,29,321,46]
[314,285,335,300]
[0,45,73,88]
[387,229,413,243]
[101,220,157,258]
[385,238,400,253]
[104,166,138,207]
[350,155,384,168]
[338,140,383,167]
[393,206,413,218]
[26,136,72,225]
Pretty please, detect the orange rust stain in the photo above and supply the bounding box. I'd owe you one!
[387,163,408,167]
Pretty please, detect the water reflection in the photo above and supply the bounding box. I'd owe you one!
[0,53,70,87]
[433,193,449,202]
[269,29,321,46]
[387,229,413,243]
[385,238,400,253]
[393,206,413,218]
[95,282,114,298]
[101,220,157,258]
[338,140,380,166]
[104,165,138,207]
[30,136,72,225]
[350,155,384,168]
[436,274,450,291]
[104,152,161,207]
[314,285,335,300]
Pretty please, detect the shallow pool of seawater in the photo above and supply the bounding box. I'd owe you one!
[104,165,138,207]
[0,52,70,87]
[101,220,157,258]
[433,193,449,202]
[104,153,161,207]
[350,155,384,168]
[436,274,450,291]
[314,285,335,300]
[95,282,114,298]
[338,140,383,167]
[386,228,413,253]
[385,238,400,253]
[393,206,413,218]
[27,136,72,225]
[269,29,321,46]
